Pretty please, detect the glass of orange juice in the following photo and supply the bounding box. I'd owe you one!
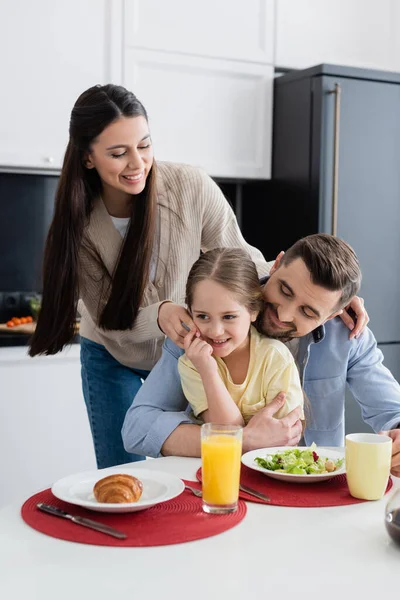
[201,423,243,514]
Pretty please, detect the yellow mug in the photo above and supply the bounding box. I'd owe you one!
[345,433,392,500]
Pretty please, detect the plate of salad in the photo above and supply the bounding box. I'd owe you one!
[241,443,345,483]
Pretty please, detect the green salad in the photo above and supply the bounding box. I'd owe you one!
[254,443,344,475]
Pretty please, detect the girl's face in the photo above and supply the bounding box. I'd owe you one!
[85,116,154,202]
[190,279,258,359]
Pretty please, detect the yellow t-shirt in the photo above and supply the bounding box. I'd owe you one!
[178,326,304,424]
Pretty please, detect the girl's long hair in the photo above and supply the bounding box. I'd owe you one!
[29,84,157,356]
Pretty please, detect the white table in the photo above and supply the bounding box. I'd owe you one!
[0,456,399,600]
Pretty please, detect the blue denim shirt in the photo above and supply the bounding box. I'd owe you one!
[299,318,400,445]
[122,318,400,457]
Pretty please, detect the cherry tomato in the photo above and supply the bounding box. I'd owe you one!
[26,316,33,323]
[6,320,15,328]
[20,317,28,324]
[13,318,21,326]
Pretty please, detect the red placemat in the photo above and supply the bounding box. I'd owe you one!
[196,466,393,507]
[21,482,246,546]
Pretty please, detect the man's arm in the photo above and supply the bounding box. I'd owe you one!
[161,424,202,457]
[122,335,303,458]
[347,327,400,432]
[162,392,303,456]
[121,338,195,458]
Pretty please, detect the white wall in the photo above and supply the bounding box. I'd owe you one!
[275,0,400,71]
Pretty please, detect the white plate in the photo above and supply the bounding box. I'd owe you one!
[241,446,346,483]
[52,467,185,513]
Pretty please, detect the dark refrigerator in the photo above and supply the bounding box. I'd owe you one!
[272,64,400,432]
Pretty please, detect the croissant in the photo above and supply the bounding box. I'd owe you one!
[93,473,143,503]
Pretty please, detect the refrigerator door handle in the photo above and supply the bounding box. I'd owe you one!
[328,83,342,236]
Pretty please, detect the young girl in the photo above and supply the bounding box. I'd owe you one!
[178,248,304,426]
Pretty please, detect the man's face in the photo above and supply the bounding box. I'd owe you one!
[260,257,344,341]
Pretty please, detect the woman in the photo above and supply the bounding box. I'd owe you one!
[29,84,271,468]
[29,84,367,469]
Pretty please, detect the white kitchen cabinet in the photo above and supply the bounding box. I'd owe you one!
[0,0,120,170]
[123,0,275,178]
[124,0,275,64]
[0,345,96,508]
[275,0,398,71]
[124,49,274,178]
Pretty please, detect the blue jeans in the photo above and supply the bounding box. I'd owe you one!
[80,337,149,469]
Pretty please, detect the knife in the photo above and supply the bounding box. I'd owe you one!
[239,484,271,503]
[36,503,127,539]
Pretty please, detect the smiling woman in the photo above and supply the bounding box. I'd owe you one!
[85,117,153,217]
[28,83,271,469]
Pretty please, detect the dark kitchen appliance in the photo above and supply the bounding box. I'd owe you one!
[0,170,59,324]
[271,64,400,431]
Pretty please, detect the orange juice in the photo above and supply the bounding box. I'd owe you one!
[201,434,242,505]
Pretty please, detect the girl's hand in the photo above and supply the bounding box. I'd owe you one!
[183,330,217,376]
[339,295,369,339]
[158,302,196,348]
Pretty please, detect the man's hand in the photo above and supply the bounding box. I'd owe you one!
[243,392,303,452]
[340,296,369,339]
[380,429,400,478]
[158,302,196,348]
[183,330,217,376]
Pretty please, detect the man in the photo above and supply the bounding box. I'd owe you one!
[122,234,400,476]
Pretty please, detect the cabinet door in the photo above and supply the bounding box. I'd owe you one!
[124,0,274,64]
[0,347,96,508]
[275,0,396,71]
[313,75,400,343]
[0,0,112,170]
[124,49,273,178]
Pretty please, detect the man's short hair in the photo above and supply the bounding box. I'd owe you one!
[281,234,361,309]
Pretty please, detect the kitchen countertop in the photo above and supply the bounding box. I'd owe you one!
[0,333,80,348]
[0,342,81,363]
[0,332,33,347]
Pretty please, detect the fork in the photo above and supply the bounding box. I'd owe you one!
[185,484,202,498]
[185,483,270,503]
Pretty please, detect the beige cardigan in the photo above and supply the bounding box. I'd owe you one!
[79,162,271,370]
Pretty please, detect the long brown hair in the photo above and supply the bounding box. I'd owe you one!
[185,248,264,315]
[29,84,157,356]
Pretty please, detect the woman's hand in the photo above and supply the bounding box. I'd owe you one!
[183,330,217,376]
[339,295,369,339]
[157,302,196,348]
